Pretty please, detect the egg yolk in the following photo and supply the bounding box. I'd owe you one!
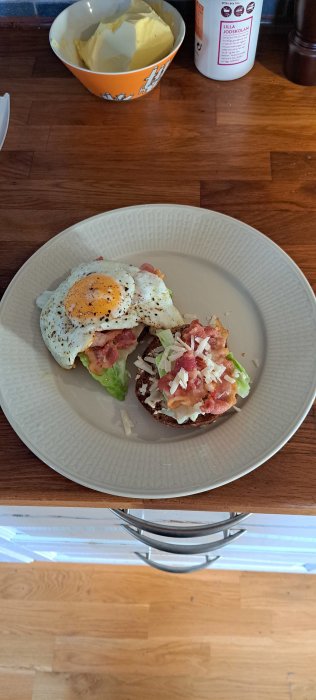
[64,274,122,322]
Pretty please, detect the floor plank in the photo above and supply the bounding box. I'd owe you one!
[32,670,290,700]
[0,565,240,604]
[240,571,316,608]
[0,635,54,671]
[0,669,34,700]
[53,637,211,675]
[0,565,315,700]
[0,600,148,639]
[148,601,275,639]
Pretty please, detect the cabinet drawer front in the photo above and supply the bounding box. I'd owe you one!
[21,539,148,561]
[131,511,316,533]
[2,508,316,538]
[0,506,119,534]
[1,508,315,572]
[1,525,129,544]
[135,550,309,574]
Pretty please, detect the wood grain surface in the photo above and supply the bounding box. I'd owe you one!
[0,564,315,700]
[0,29,315,513]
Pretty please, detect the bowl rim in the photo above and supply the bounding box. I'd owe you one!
[49,0,186,77]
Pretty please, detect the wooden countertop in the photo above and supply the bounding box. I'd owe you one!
[0,28,315,514]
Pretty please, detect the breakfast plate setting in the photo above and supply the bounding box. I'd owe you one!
[1,204,315,498]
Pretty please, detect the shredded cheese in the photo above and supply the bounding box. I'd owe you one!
[137,322,246,425]
[195,337,210,357]
[145,381,163,408]
[157,341,187,374]
[176,337,191,351]
[204,358,226,380]
[159,402,203,424]
[135,356,155,374]
[224,374,236,384]
[169,368,189,395]
[139,383,148,396]
[169,348,186,362]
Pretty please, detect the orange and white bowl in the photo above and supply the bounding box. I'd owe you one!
[49,0,185,100]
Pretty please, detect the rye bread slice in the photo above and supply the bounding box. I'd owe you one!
[135,333,219,428]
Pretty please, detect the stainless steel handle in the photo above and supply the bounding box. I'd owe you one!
[135,552,221,574]
[111,509,251,538]
[122,524,245,555]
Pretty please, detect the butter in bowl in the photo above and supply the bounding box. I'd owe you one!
[49,0,185,101]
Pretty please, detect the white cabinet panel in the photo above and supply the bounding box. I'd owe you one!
[32,542,147,564]
[0,506,315,572]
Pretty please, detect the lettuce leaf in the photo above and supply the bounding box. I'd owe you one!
[155,352,166,378]
[155,330,175,378]
[156,329,174,349]
[80,352,128,401]
[227,352,251,399]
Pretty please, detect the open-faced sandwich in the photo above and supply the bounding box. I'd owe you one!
[135,318,250,426]
[36,258,183,400]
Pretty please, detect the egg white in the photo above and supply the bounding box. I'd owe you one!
[37,259,184,369]
[133,270,184,328]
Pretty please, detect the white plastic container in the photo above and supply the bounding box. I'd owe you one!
[195,0,264,80]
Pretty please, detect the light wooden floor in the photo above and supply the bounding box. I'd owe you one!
[0,565,315,700]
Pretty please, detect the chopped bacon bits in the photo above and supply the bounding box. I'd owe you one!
[154,318,237,417]
[140,262,165,279]
[174,351,197,374]
[115,329,138,349]
[86,343,119,374]
[86,328,136,374]
[182,319,228,354]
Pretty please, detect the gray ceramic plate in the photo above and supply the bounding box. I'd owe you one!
[1,204,315,497]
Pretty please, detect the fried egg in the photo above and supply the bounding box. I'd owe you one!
[37,259,183,369]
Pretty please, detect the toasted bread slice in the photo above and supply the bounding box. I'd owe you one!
[135,332,219,428]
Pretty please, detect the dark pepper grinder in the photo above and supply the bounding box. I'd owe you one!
[285,0,316,84]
